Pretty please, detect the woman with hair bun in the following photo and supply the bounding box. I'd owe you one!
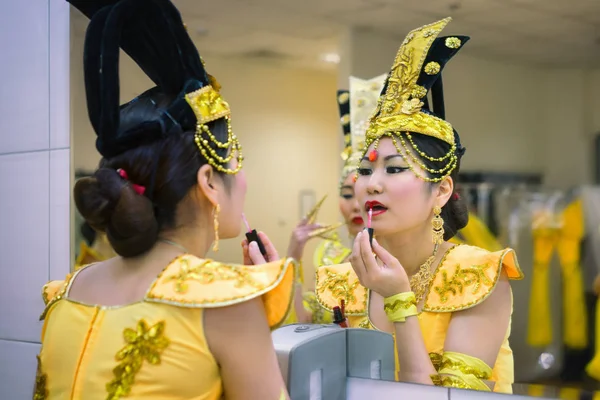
[315,18,523,393]
[36,1,292,399]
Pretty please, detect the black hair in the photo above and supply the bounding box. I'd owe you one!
[73,91,231,258]
[403,132,468,240]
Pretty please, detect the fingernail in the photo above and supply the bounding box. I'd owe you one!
[249,242,258,250]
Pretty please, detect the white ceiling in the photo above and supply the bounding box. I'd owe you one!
[71,0,600,70]
[173,0,600,69]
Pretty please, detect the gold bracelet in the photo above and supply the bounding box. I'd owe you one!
[383,292,418,322]
[291,258,304,284]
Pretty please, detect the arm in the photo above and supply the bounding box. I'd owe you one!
[395,271,511,387]
[205,298,290,400]
[285,219,322,324]
[351,232,511,390]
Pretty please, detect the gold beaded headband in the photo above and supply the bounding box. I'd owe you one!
[363,17,468,183]
[184,80,242,175]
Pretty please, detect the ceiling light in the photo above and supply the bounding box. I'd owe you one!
[321,53,341,64]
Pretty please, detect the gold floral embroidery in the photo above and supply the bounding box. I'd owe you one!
[424,61,441,75]
[164,258,259,293]
[318,269,360,305]
[106,320,170,399]
[33,355,48,400]
[434,264,492,303]
[358,317,373,329]
[445,37,461,49]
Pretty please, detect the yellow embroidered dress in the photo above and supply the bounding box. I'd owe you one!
[36,255,295,399]
[316,244,524,393]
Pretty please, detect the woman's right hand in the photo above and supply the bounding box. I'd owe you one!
[241,231,280,265]
[286,218,323,261]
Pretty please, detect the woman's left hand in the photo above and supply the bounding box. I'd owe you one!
[349,230,411,298]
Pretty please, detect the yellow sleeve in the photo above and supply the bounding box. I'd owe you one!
[315,263,367,316]
[146,255,297,329]
[424,245,523,312]
[430,351,492,391]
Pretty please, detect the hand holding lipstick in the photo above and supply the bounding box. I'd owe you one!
[349,231,410,298]
[241,231,280,265]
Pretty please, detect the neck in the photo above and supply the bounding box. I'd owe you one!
[378,224,437,277]
[160,224,213,259]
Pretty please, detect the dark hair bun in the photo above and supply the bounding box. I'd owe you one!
[73,168,158,257]
[441,193,469,240]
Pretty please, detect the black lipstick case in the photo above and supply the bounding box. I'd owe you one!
[245,229,267,257]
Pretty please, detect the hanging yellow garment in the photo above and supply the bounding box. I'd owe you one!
[527,199,587,349]
[449,212,502,252]
[586,293,600,380]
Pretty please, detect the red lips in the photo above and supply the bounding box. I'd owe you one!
[365,200,387,216]
[351,217,364,225]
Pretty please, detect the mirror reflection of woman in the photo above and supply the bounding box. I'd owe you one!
[284,77,386,324]
[36,1,292,399]
[316,18,523,393]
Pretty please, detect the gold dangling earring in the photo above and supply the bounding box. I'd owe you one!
[431,206,444,245]
[212,204,220,252]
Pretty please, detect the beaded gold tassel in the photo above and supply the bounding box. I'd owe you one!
[194,116,243,175]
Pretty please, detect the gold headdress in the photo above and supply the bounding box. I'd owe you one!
[185,59,242,175]
[365,17,468,182]
[338,74,387,186]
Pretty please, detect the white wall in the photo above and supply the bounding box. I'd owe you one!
[0,0,71,398]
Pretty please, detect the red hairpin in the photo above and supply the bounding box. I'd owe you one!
[117,169,146,196]
[452,193,460,201]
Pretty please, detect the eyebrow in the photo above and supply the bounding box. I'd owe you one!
[361,154,405,161]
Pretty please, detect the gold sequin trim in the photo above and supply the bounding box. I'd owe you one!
[39,273,75,321]
[424,62,441,75]
[33,355,48,400]
[106,320,170,400]
[162,258,260,294]
[383,295,417,313]
[440,357,492,379]
[429,352,442,370]
[431,375,471,389]
[146,258,294,308]
[445,37,461,49]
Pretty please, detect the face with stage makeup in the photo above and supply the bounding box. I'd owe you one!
[354,135,455,237]
[339,173,363,237]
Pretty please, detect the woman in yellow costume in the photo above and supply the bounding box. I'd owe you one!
[75,222,116,268]
[36,1,293,399]
[284,74,386,324]
[316,18,524,393]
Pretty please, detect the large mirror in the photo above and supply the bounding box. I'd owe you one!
[69,0,600,398]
